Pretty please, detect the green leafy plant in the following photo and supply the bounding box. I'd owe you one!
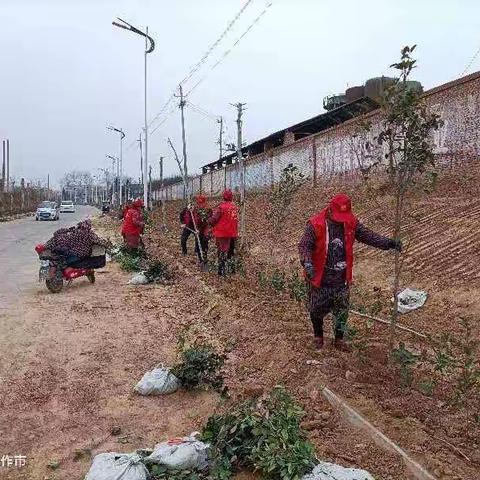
[202,387,316,480]
[288,271,308,302]
[391,342,419,387]
[113,245,146,272]
[270,270,286,293]
[418,379,436,397]
[450,318,480,408]
[150,465,207,480]
[269,164,305,233]
[145,259,174,283]
[171,344,226,392]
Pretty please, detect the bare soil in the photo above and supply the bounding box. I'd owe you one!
[1,165,479,480]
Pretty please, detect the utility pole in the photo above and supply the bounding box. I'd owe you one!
[176,84,188,199]
[6,139,10,192]
[47,174,50,200]
[217,116,225,189]
[138,133,143,187]
[159,155,166,230]
[148,164,152,208]
[217,116,224,160]
[2,140,5,192]
[232,103,246,243]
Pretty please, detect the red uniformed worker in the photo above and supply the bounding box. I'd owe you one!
[121,198,145,250]
[209,189,239,276]
[298,193,401,351]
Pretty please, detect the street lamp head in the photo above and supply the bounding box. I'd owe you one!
[112,17,155,53]
[107,125,125,139]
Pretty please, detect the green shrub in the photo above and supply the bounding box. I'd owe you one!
[113,245,146,272]
[145,260,174,283]
[150,466,207,480]
[288,271,308,302]
[392,342,419,387]
[171,344,226,392]
[202,387,316,480]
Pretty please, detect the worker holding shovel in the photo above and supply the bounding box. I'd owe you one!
[298,193,401,351]
[179,195,211,270]
[191,195,212,270]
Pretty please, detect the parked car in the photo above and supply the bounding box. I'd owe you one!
[59,200,75,213]
[36,201,59,221]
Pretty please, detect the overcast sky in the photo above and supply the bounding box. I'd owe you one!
[1,0,479,187]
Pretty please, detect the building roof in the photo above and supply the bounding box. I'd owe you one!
[202,96,379,172]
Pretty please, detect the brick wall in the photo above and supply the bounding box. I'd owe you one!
[154,71,480,200]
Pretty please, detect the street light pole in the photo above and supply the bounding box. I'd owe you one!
[107,126,125,206]
[106,154,118,205]
[112,17,155,208]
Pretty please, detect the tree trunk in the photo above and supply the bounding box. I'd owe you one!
[390,186,404,350]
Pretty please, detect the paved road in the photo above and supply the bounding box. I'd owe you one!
[0,206,98,308]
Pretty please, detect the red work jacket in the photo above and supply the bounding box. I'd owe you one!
[122,207,144,236]
[309,208,357,288]
[212,201,239,238]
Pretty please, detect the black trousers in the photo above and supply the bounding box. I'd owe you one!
[181,227,192,254]
[308,285,350,339]
[218,239,236,276]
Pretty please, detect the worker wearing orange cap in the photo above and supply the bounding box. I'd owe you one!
[298,193,401,351]
[121,198,145,250]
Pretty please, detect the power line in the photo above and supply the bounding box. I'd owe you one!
[146,0,254,133]
[179,0,254,87]
[187,100,219,122]
[460,43,480,77]
[185,1,274,97]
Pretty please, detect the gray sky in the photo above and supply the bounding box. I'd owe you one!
[1,0,479,187]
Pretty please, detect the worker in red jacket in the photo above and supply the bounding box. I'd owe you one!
[298,193,401,351]
[209,189,238,276]
[121,198,145,250]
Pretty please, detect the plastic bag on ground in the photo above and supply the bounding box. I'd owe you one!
[146,432,209,471]
[128,272,150,285]
[302,462,374,480]
[134,367,180,395]
[85,452,148,480]
[395,288,427,314]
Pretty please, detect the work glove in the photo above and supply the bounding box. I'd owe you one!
[390,239,402,252]
[304,262,315,280]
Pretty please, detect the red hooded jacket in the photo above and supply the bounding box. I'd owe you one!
[122,207,144,236]
[211,201,238,238]
[308,207,357,288]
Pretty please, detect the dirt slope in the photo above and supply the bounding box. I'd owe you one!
[145,164,480,479]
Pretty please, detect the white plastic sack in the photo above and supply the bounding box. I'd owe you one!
[302,462,374,480]
[85,452,148,480]
[128,272,149,285]
[395,288,427,314]
[134,367,180,395]
[146,433,209,471]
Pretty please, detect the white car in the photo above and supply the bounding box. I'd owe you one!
[59,200,75,213]
[36,201,59,221]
